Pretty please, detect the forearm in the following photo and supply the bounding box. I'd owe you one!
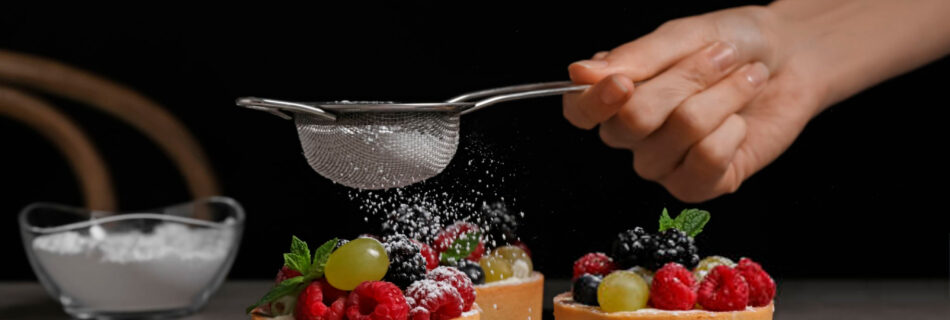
[768,0,950,109]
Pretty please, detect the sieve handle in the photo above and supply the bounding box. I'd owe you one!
[235,97,338,121]
[451,81,591,115]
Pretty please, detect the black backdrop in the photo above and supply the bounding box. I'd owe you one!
[1,2,948,282]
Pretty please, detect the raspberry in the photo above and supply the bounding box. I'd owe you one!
[697,265,749,311]
[650,263,697,310]
[426,266,476,311]
[295,281,329,320]
[383,235,428,289]
[316,278,348,305]
[433,222,485,262]
[409,306,430,320]
[325,297,346,320]
[736,258,776,307]
[345,281,410,320]
[275,265,303,285]
[573,252,617,280]
[406,279,463,320]
[413,240,440,271]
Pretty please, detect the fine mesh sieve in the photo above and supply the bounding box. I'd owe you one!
[236,81,590,189]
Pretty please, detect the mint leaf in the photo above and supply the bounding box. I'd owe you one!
[283,236,311,274]
[674,209,710,237]
[245,275,306,314]
[658,208,675,232]
[440,232,481,264]
[309,238,338,277]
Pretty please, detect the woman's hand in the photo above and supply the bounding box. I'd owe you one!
[563,0,950,202]
[564,6,818,202]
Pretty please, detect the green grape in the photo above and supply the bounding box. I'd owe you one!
[324,237,389,290]
[693,256,735,281]
[491,245,533,278]
[479,255,513,282]
[597,271,649,312]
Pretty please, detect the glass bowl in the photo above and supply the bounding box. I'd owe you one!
[19,196,244,319]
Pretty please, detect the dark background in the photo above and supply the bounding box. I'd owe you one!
[1,2,948,283]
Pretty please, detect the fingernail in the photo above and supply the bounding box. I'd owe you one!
[744,62,769,86]
[592,51,609,60]
[706,42,737,72]
[574,59,608,69]
[600,76,629,105]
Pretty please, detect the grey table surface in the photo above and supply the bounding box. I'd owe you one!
[1,279,947,319]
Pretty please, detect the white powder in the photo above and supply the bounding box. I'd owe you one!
[32,221,235,312]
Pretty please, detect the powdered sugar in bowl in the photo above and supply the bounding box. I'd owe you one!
[19,196,244,319]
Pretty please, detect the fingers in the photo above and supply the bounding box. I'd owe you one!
[569,18,716,84]
[632,62,769,180]
[659,114,748,203]
[596,41,743,149]
[562,74,634,130]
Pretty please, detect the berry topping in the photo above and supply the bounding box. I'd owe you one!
[610,227,656,270]
[274,265,303,285]
[477,201,521,246]
[736,258,776,307]
[650,263,697,310]
[455,259,486,285]
[383,235,428,289]
[315,278,348,305]
[406,279,464,320]
[597,270,650,312]
[697,265,750,311]
[573,253,617,280]
[345,281,410,320]
[427,266,476,311]
[325,237,390,290]
[571,274,602,306]
[414,240,440,271]
[651,229,700,270]
[693,256,736,281]
[628,266,655,285]
[433,222,485,263]
[295,281,329,320]
[326,297,346,320]
[409,306,430,320]
[478,255,513,282]
[511,241,532,258]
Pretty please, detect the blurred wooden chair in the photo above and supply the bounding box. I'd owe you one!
[0,50,219,212]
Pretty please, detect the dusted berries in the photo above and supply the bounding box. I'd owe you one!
[698,265,749,311]
[597,271,650,312]
[573,253,617,280]
[383,235,428,289]
[455,259,486,285]
[414,240,440,271]
[427,266,476,311]
[433,222,486,263]
[345,281,410,320]
[649,263,697,310]
[406,279,464,320]
[572,274,602,306]
[325,238,390,290]
[694,256,736,281]
[736,258,776,307]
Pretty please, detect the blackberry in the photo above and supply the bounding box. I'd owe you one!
[381,234,427,289]
[610,227,657,269]
[572,274,602,306]
[649,229,700,270]
[476,201,520,248]
[455,259,485,285]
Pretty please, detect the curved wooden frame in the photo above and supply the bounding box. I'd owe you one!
[0,50,219,208]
